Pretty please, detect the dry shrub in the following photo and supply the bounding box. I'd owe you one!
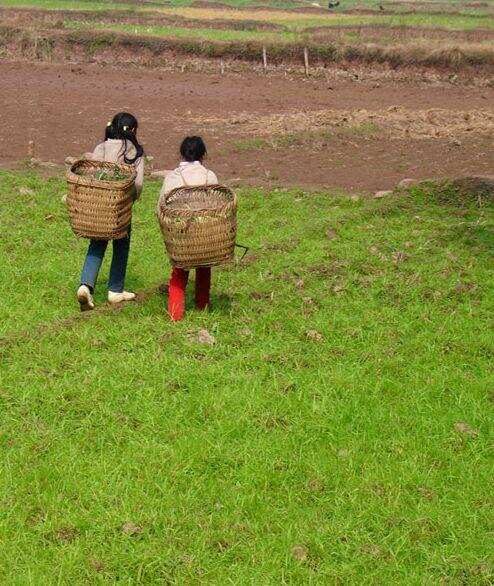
[195,106,494,140]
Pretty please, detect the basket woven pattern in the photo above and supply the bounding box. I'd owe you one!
[157,185,237,269]
[66,159,136,240]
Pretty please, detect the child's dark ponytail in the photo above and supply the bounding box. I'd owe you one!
[105,112,144,164]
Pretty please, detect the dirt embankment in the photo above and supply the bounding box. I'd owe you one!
[0,7,283,32]
[1,9,493,75]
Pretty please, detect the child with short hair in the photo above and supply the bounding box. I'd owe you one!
[160,136,218,321]
[77,112,144,311]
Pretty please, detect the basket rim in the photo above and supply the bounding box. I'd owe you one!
[159,184,237,216]
[67,159,136,190]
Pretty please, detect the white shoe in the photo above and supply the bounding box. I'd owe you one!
[108,290,136,304]
[77,285,94,311]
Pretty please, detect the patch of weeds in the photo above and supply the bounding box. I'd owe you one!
[234,137,268,151]
[336,121,381,137]
[234,129,335,153]
[413,177,494,208]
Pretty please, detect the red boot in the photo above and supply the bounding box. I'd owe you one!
[168,267,189,321]
[195,267,211,310]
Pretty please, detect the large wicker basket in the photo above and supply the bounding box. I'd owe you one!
[157,185,237,269]
[66,159,136,240]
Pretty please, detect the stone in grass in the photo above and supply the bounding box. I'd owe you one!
[196,328,216,346]
[30,158,58,168]
[121,521,142,536]
[454,421,479,438]
[291,544,308,562]
[397,178,417,189]
[373,190,393,199]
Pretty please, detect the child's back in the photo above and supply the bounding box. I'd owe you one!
[159,136,218,322]
[161,160,217,197]
[77,113,144,312]
[92,139,144,198]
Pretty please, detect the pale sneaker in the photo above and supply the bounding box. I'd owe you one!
[77,285,94,312]
[108,290,136,304]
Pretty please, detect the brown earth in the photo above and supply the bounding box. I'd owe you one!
[0,60,493,193]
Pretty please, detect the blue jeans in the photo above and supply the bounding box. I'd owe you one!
[80,227,131,293]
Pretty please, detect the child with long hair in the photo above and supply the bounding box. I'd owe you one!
[77,112,144,311]
[160,136,218,321]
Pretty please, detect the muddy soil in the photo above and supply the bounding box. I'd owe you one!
[0,60,492,193]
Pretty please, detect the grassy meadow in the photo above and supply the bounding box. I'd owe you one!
[0,169,493,583]
[1,0,493,13]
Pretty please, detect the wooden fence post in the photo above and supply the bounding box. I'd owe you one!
[220,59,225,75]
[262,46,268,73]
[304,47,309,76]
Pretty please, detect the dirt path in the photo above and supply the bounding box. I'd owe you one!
[1,60,493,192]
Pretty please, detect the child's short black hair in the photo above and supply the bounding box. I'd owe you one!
[180,136,207,162]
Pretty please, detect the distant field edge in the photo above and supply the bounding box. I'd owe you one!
[1,24,493,73]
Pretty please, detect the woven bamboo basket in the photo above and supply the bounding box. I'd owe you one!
[66,159,136,240]
[156,185,237,269]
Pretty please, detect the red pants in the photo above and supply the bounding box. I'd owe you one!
[168,266,211,321]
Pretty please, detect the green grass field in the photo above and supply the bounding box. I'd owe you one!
[0,169,493,583]
[1,0,492,12]
[2,0,493,29]
[64,20,297,43]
